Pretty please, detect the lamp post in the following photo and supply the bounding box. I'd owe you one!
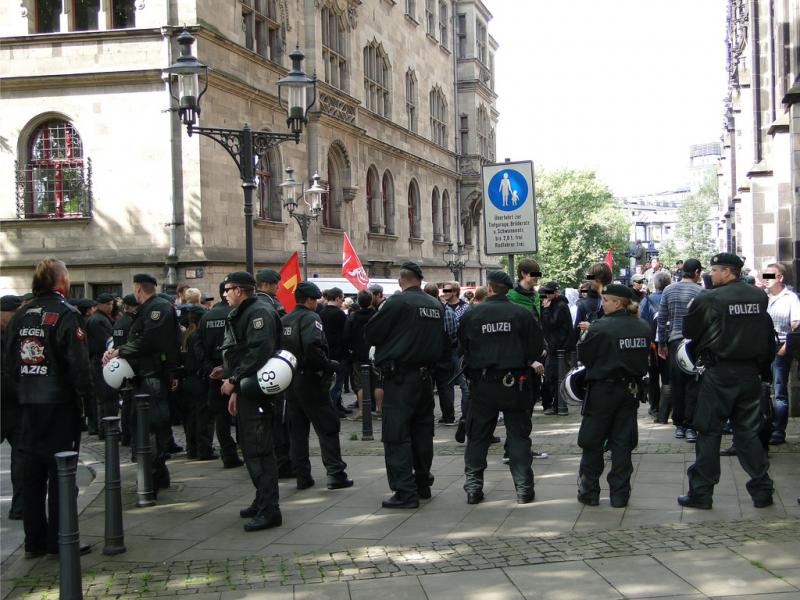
[443,242,468,282]
[281,167,326,280]
[164,28,317,274]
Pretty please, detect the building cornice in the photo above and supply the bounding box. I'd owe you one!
[0,27,162,46]
[1,69,164,91]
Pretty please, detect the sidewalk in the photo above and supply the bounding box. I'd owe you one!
[1,395,799,599]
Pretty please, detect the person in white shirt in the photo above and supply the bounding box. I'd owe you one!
[763,262,800,444]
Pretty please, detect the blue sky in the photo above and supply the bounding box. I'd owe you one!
[486,0,729,197]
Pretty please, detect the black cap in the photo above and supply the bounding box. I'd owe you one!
[133,273,157,285]
[682,258,703,274]
[0,295,21,311]
[255,268,281,284]
[709,253,743,269]
[224,271,256,287]
[21,293,34,302]
[486,270,513,288]
[296,281,322,300]
[400,261,424,279]
[122,294,138,307]
[95,293,115,304]
[603,284,634,300]
[541,281,559,293]
[77,298,97,309]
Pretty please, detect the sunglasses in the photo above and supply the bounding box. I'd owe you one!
[442,289,453,293]
[223,286,239,293]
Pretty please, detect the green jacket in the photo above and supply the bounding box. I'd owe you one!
[507,284,541,319]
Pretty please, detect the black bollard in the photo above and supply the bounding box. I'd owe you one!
[556,350,569,414]
[120,380,133,446]
[134,394,155,507]
[102,416,126,555]
[360,364,374,441]
[55,451,83,600]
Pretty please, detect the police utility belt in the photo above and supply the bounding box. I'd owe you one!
[379,361,432,378]
[468,368,527,388]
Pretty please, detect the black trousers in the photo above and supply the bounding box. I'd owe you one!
[1,403,24,516]
[381,368,435,499]
[236,394,280,514]
[132,377,171,487]
[464,380,533,496]
[433,362,455,421]
[687,362,773,502]
[577,382,639,502]
[19,402,81,554]
[286,373,347,483]
[92,361,118,434]
[207,380,239,464]
[271,393,292,475]
[180,376,215,457]
[665,339,699,428]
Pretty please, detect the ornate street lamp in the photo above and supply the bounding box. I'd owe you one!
[164,28,317,274]
[281,167,326,279]
[443,242,468,282]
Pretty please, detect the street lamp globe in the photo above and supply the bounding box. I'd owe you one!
[305,173,326,217]
[277,47,317,135]
[280,166,299,214]
[164,29,208,126]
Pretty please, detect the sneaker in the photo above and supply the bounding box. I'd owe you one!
[374,411,382,420]
[532,451,549,459]
[543,408,557,416]
[768,437,786,446]
[675,426,686,439]
[502,454,510,464]
[557,411,569,416]
[346,413,362,421]
[438,417,456,426]
[685,428,697,443]
[455,420,466,444]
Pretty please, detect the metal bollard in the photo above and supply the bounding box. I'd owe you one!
[55,451,83,600]
[556,350,569,413]
[102,416,126,555]
[134,394,155,507]
[360,364,374,441]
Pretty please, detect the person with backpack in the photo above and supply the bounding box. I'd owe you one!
[639,272,671,421]
[655,259,705,441]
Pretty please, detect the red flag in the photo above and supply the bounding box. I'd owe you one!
[342,232,369,291]
[276,252,301,311]
[603,246,613,269]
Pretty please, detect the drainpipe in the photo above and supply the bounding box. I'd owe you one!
[451,0,462,252]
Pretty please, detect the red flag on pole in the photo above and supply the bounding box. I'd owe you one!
[276,252,301,311]
[342,232,370,291]
[603,246,613,269]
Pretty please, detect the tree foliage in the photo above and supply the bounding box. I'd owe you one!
[518,169,630,287]
[673,175,717,266]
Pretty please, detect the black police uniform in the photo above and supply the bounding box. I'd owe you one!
[112,308,136,445]
[682,265,775,507]
[117,293,181,491]
[5,291,92,555]
[196,300,241,467]
[180,309,216,460]
[87,307,116,430]
[365,276,447,505]
[1,295,23,519]
[222,294,282,522]
[281,303,350,488]
[257,290,293,478]
[577,300,650,506]
[458,289,544,502]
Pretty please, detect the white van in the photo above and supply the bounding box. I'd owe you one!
[306,276,402,296]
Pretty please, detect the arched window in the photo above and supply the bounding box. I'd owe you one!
[477,105,489,159]
[441,190,451,242]
[382,170,395,235]
[19,119,91,219]
[323,142,349,229]
[431,187,442,241]
[429,86,447,148]
[408,179,421,239]
[405,69,418,132]
[321,4,348,91]
[463,216,473,246]
[366,165,382,233]
[255,149,281,221]
[363,41,391,118]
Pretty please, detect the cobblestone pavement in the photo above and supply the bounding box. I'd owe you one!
[2,398,799,599]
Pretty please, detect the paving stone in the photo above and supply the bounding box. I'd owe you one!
[504,561,623,600]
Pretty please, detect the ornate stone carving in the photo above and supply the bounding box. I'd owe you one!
[342,186,358,203]
[726,0,748,81]
[319,91,356,124]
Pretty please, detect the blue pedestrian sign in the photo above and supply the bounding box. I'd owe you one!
[481,160,537,255]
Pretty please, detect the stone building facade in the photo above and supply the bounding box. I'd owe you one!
[719,0,800,280]
[0,0,501,298]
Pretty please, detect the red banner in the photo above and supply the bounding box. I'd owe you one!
[276,252,301,311]
[342,232,369,291]
[603,246,613,269]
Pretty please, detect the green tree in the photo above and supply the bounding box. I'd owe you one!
[518,169,630,287]
[674,175,717,266]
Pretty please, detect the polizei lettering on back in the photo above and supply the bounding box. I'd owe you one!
[206,319,226,329]
[728,303,761,316]
[481,322,512,334]
[418,307,440,319]
[619,337,647,350]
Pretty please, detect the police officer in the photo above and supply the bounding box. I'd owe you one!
[1,295,23,520]
[87,292,117,435]
[113,294,138,446]
[365,261,447,508]
[103,274,180,494]
[197,283,243,469]
[577,283,651,508]
[679,253,776,509]
[458,271,544,504]
[281,282,353,491]
[256,268,293,478]
[5,259,93,558]
[221,272,283,531]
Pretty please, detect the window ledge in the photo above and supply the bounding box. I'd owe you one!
[368,232,399,241]
[254,219,288,229]
[320,226,345,235]
[432,240,451,247]
[408,236,424,244]
[439,44,451,55]
[404,14,419,25]
[1,216,92,225]
[426,32,439,44]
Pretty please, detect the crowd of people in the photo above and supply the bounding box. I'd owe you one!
[1,249,796,557]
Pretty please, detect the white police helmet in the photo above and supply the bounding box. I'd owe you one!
[103,357,135,389]
[256,350,297,395]
[676,339,698,375]
[560,365,587,405]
